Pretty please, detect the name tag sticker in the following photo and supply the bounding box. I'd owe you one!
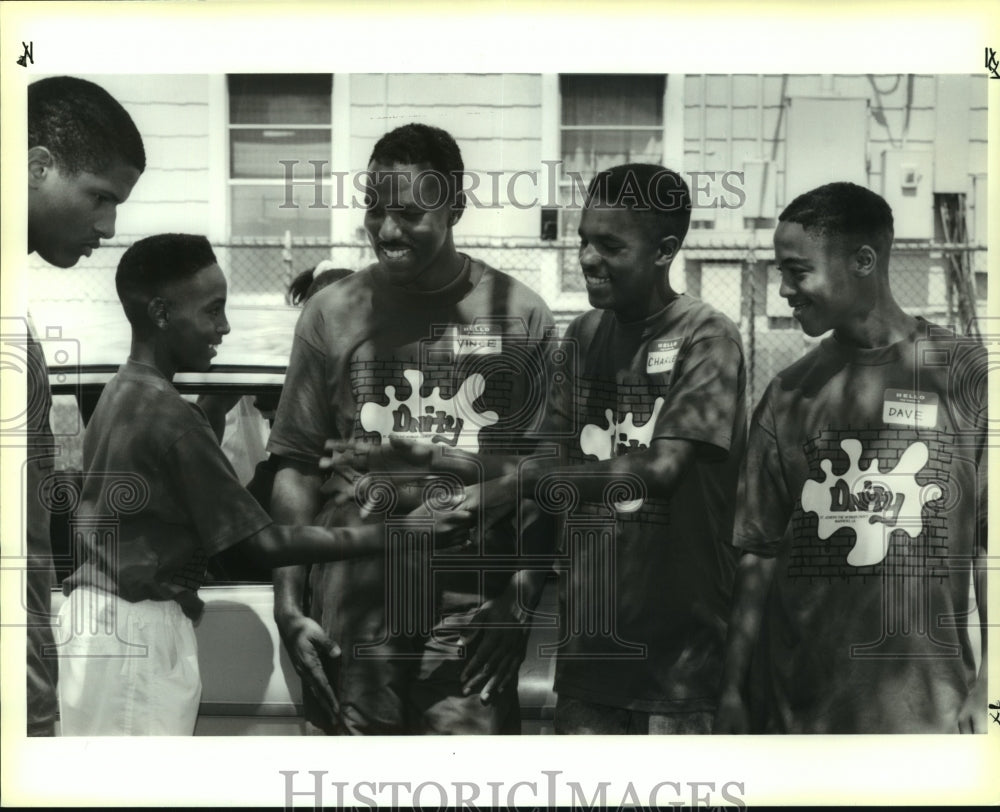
[882,389,939,428]
[453,325,502,356]
[646,338,682,374]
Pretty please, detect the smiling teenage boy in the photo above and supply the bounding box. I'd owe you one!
[267,123,556,734]
[715,182,987,733]
[24,75,145,736]
[539,164,747,733]
[56,234,471,736]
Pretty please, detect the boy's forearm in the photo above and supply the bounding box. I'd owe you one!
[718,551,778,697]
[270,458,324,620]
[260,523,384,567]
[434,448,517,482]
[515,439,694,504]
[270,524,383,621]
[273,562,309,621]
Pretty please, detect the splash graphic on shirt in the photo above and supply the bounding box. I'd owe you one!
[579,397,665,511]
[800,439,941,567]
[359,368,498,451]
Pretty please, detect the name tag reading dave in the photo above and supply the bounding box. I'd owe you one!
[453,325,502,356]
[882,389,939,428]
[646,338,682,374]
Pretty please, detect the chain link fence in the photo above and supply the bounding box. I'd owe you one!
[29,238,987,408]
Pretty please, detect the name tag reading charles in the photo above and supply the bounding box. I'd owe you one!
[646,338,682,374]
[453,325,502,356]
[882,389,939,428]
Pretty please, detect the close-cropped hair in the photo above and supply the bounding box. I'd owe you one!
[116,234,217,327]
[780,182,894,248]
[585,163,692,245]
[28,75,146,176]
[368,123,464,209]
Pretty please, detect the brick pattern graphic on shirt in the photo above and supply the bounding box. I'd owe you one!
[570,376,673,526]
[789,426,952,582]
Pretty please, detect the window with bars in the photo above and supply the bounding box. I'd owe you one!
[558,74,666,289]
[228,74,333,238]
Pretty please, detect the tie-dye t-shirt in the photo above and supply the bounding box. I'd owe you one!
[735,319,987,732]
[548,295,747,713]
[267,255,556,642]
[64,360,273,620]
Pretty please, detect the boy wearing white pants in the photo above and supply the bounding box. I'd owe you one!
[57,233,472,735]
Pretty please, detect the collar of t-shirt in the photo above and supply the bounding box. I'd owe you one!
[371,254,476,308]
[821,316,929,366]
[611,293,688,339]
[121,357,172,384]
[118,358,213,429]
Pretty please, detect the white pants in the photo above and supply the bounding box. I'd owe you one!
[56,587,201,736]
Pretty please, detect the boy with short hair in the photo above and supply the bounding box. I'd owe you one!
[25,75,145,736]
[528,164,745,733]
[715,182,987,733]
[268,123,556,734]
[546,164,746,734]
[56,233,470,736]
[29,76,145,268]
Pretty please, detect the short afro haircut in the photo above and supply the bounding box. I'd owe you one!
[28,76,146,176]
[368,123,464,210]
[116,234,217,329]
[585,163,692,245]
[780,182,894,249]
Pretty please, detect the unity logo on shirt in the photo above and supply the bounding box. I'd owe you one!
[800,438,942,566]
[579,398,665,511]
[359,368,499,451]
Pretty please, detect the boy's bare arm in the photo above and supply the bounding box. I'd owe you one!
[958,547,988,733]
[714,551,778,734]
[269,460,337,724]
[270,460,323,615]
[259,462,472,570]
[518,436,697,503]
[332,435,698,508]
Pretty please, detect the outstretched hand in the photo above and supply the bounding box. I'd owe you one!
[459,591,532,704]
[275,613,340,726]
[400,492,476,551]
[321,436,439,475]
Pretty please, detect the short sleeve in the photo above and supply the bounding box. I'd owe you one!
[267,303,337,464]
[652,332,744,454]
[732,394,791,556]
[166,426,273,557]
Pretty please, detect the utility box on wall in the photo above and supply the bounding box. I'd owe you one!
[784,97,869,203]
[881,149,934,240]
